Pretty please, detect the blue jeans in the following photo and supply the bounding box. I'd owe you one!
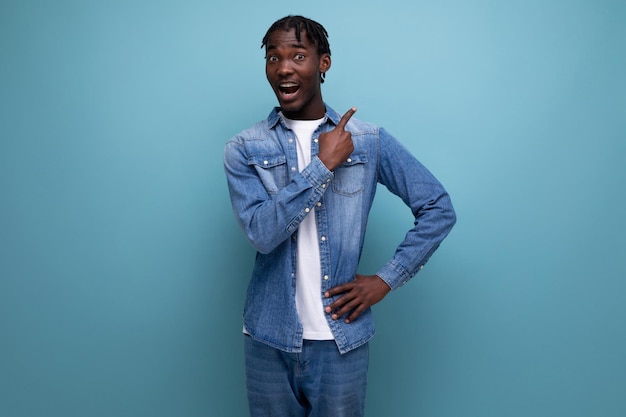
[244,335,369,417]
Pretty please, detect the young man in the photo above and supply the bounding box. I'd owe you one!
[224,15,456,417]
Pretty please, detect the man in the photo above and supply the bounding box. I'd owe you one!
[224,15,456,417]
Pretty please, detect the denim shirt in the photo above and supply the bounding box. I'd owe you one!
[224,105,456,354]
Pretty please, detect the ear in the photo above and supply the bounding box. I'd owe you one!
[319,53,331,74]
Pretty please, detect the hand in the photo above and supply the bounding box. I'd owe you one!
[317,107,356,171]
[324,274,391,323]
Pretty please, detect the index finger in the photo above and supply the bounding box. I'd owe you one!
[324,282,353,298]
[336,107,357,130]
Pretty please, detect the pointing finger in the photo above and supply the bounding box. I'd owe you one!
[336,107,357,130]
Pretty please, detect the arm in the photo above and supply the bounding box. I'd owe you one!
[224,141,332,254]
[223,109,357,254]
[374,128,456,289]
[325,128,456,322]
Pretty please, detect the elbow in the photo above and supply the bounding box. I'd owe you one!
[250,240,275,255]
[442,193,457,225]
[245,229,281,254]
[448,205,457,228]
[426,193,456,234]
[442,197,457,234]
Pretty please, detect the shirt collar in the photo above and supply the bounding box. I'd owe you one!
[267,104,341,129]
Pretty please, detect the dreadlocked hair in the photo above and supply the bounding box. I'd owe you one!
[261,15,331,82]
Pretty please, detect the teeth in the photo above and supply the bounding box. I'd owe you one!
[280,83,298,87]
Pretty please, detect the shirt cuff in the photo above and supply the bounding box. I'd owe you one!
[376,259,418,290]
[302,156,334,189]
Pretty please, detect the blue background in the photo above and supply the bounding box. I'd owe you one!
[1,0,624,416]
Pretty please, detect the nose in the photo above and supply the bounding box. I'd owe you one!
[277,60,294,76]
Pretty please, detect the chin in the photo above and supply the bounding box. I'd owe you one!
[278,101,302,113]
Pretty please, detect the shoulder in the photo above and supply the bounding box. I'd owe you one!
[226,107,282,146]
[224,110,285,164]
[346,117,379,137]
[325,105,379,136]
[227,120,270,146]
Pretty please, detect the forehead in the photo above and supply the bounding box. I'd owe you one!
[265,28,316,51]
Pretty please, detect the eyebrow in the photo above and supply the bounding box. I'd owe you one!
[266,42,308,51]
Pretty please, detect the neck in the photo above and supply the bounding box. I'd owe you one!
[282,100,326,120]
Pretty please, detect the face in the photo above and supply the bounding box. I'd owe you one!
[265,28,331,120]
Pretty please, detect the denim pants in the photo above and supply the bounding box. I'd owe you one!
[244,335,369,417]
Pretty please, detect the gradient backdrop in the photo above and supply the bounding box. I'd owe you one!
[1,0,625,416]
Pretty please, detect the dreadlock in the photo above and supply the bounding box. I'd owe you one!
[261,15,331,82]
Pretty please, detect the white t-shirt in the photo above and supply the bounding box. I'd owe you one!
[282,113,334,340]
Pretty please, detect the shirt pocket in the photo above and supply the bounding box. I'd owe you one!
[248,154,287,195]
[332,151,367,196]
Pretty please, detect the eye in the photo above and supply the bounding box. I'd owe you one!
[295,53,305,61]
[266,55,279,63]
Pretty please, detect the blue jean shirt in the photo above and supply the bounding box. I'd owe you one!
[224,105,456,354]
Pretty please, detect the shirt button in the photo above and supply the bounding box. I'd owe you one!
[347,158,352,163]
[263,160,268,165]
[321,236,326,241]
[419,265,424,270]
[321,184,326,188]
[323,275,329,280]
[291,167,296,172]
[316,202,322,207]
[305,208,310,213]
[314,138,318,143]
[288,138,294,143]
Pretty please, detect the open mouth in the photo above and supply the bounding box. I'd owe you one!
[279,82,299,96]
